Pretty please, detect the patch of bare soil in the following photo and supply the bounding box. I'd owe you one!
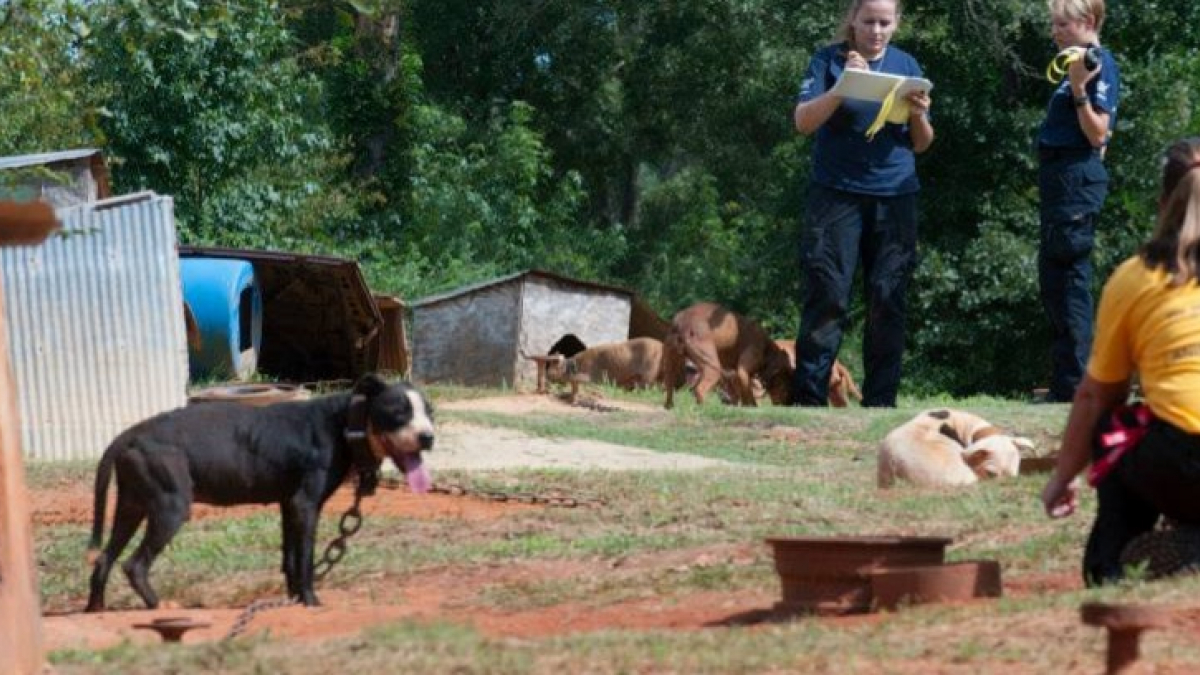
[31,478,535,529]
[33,471,1095,656]
[40,542,783,651]
[44,554,1113,653]
[438,391,664,416]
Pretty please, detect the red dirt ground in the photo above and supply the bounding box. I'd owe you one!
[35,482,791,651]
[33,479,1090,653]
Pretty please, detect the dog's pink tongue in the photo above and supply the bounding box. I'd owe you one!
[401,455,431,494]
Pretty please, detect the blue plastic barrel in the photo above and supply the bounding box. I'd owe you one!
[179,258,262,380]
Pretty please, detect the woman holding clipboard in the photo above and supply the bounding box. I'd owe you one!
[790,0,934,408]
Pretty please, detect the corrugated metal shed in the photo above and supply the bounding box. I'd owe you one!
[0,149,111,209]
[411,270,663,389]
[0,192,189,461]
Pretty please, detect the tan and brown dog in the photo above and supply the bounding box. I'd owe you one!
[828,359,863,407]
[768,340,862,407]
[547,337,665,397]
[877,409,1033,488]
[661,302,792,408]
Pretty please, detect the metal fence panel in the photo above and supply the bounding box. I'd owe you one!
[0,193,188,461]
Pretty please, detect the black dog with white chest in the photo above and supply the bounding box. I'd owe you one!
[85,373,434,612]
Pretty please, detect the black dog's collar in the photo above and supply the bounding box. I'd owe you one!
[344,393,369,446]
[344,393,380,496]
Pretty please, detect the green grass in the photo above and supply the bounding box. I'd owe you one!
[32,387,1200,673]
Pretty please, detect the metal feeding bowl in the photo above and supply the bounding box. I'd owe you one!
[132,616,212,643]
[1020,455,1059,474]
[766,535,952,615]
[870,560,1002,611]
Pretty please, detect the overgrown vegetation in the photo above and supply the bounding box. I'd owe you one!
[2,1,1198,396]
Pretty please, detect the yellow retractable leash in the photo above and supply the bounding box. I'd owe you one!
[1046,46,1100,83]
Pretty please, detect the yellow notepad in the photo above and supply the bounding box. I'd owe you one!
[830,69,933,124]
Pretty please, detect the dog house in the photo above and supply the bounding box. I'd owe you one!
[411,269,667,389]
[178,247,392,383]
[180,258,262,380]
[374,294,410,377]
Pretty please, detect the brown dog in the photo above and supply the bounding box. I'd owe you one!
[662,302,792,408]
[765,340,862,407]
[547,337,665,399]
[828,359,863,407]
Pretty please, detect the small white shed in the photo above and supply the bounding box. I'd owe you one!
[411,270,666,389]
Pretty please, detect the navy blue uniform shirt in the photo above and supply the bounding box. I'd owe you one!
[1038,45,1120,150]
[797,43,924,196]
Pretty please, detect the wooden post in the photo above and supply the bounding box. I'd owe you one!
[0,200,59,675]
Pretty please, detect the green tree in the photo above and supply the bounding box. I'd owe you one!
[0,1,97,155]
[37,0,1198,396]
[85,0,347,247]
[401,101,602,291]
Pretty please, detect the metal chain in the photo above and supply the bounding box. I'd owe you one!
[218,474,600,643]
[568,395,624,413]
[428,480,606,509]
[222,476,371,643]
[222,597,298,642]
[313,493,366,581]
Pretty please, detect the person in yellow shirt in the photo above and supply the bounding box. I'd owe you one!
[1042,137,1200,585]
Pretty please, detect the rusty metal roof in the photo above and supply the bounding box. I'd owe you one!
[178,246,382,383]
[0,149,112,203]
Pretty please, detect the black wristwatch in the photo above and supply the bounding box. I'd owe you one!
[1073,94,1089,108]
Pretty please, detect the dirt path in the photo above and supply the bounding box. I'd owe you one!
[426,393,736,471]
[429,419,734,471]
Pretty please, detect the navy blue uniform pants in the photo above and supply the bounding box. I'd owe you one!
[1038,154,1107,402]
[792,184,917,407]
[1084,410,1200,586]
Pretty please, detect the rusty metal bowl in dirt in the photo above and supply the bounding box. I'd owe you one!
[766,535,952,615]
[869,560,1002,611]
[132,616,211,642]
[1021,455,1059,474]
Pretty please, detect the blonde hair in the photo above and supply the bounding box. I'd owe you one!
[1141,138,1200,286]
[1048,0,1106,33]
[834,0,902,45]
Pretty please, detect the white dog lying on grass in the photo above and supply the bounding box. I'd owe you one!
[877,409,1033,488]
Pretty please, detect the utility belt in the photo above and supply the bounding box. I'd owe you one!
[1038,145,1101,164]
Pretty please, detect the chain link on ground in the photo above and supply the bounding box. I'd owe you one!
[222,597,298,641]
[222,478,371,642]
[223,472,600,642]
[567,394,625,413]
[418,479,606,508]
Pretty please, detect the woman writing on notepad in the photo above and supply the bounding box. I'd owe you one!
[790,0,933,408]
